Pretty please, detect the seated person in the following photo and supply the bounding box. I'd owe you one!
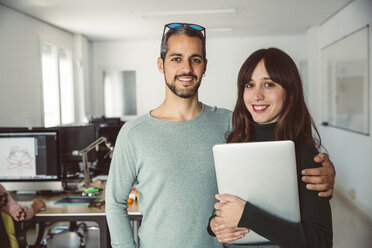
[1,184,45,247]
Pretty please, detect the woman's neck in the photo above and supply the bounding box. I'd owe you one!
[252,121,276,142]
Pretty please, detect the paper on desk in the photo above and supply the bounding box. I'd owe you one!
[18,200,56,207]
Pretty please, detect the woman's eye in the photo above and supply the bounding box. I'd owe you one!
[265,82,275,87]
[245,83,253,88]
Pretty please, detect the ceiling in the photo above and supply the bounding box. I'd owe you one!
[0,0,352,41]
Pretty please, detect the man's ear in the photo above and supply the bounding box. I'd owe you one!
[157,57,164,73]
[203,58,208,75]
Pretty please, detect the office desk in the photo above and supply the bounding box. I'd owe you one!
[29,193,141,248]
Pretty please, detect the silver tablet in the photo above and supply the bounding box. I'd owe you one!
[213,140,301,244]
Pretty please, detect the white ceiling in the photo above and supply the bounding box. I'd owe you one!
[0,0,352,41]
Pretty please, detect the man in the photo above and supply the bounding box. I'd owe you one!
[106,23,335,248]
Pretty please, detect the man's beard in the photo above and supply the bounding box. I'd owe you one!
[166,73,201,98]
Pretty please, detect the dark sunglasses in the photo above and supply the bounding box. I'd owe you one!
[163,23,206,40]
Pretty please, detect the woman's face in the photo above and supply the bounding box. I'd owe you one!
[243,60,286,124]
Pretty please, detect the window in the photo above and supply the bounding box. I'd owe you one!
[40,42,74,127]
[103,70,137,117]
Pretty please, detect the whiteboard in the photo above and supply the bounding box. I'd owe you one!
[321,25,370,135]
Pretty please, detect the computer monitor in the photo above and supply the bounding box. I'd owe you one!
[0,127,29,132]
[97,125,123,146]
[94,124,123,174]
[57,124,96,177]
[0,129,63,192]
[90,116,123,140]
[90,116,122,127]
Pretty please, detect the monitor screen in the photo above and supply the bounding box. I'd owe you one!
[94,124,123,174]
[0,129,63,191]
[98,125,123,146]
[90,116,122,127]
[57,124,97,179]
[58,124,96,163]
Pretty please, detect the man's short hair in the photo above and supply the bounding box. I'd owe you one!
[160,26,206,61]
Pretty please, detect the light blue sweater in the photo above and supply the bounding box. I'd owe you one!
[106,103,232,248]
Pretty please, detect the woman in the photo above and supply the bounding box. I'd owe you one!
[209,48,332,248]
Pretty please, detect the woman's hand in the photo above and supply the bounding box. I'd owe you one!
[214,194,246,228]
[210,216,249,243]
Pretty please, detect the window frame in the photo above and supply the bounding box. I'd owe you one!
[39,37,75,127]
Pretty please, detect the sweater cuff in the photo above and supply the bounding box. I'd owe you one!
[24,206,35,221]
[238,201,259,228]
[207,214,216,236]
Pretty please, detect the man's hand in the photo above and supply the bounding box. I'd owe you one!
[301,152,335,197]
[210,216,249,243]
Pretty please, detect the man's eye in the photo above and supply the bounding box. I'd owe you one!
[171,57,181,62]
[191,58,201,64]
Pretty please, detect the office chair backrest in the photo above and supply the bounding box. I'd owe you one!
[1,211,16,248]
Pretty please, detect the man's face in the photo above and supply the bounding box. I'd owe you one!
[158,34,207,98]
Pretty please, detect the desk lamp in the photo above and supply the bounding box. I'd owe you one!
[79,136,114,189]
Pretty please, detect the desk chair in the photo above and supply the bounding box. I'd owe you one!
[1,210,45,248]
[42,221,99,248]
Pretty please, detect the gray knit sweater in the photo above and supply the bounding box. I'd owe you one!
[106,103,232,248]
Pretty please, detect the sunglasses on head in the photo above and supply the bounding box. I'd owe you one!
[163,23,206,39]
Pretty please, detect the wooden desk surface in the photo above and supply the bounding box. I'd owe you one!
[33,192,140,217]
[24,189,141,248]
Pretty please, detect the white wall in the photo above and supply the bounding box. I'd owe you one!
[0,5,87,127]
[92,34,307,117]
[0,4,307,126]
[73,34,93,123]
[92,39,162,117]
[307,0,372,220]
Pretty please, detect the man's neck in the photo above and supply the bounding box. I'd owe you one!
[151,94,202,122]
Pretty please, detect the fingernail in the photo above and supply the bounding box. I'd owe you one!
[302,170,306,175]
[307,185,312,189]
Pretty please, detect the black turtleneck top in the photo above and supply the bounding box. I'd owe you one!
[235,122,332,248]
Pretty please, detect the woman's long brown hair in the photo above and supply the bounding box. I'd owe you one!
[227,48,321,148]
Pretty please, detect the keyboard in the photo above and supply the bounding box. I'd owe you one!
[17,200,33,207]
